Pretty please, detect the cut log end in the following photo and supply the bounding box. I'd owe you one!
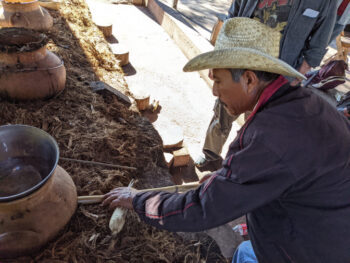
[132,88,150,111]
[132,0,143,5]
[173,147,190,167]
[110,44,129,66]
[134,96,150,111]
[164,152,174,168]
[95,22,113,38]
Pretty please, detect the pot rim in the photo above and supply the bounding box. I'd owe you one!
[1,0,39,4]
[0,124,59,202]
[0,28,48,54]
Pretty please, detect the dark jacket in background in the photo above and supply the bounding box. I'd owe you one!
[227,0,338,69]
[133,76,350,263]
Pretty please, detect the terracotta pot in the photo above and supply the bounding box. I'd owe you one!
[0,125,77,258]
[0,28,66,101]
[0,1,53,31]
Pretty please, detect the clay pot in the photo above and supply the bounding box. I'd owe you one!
[0,28,66,101]
[0,0,53,31]
[0,125,77,258]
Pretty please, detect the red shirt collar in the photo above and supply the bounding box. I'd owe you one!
[247,75,288,121]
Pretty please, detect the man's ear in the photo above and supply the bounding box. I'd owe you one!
[241,70,259,94]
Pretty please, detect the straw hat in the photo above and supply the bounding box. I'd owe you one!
[183,17,306,80]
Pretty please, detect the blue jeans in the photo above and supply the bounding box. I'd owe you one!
[232,241,258,263]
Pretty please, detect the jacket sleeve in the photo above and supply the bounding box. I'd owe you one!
[133,135,296,232]
[302,0,337,67]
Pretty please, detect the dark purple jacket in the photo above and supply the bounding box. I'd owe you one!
[133,76,350,263]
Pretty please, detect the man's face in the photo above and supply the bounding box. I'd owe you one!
[211,68,261,116]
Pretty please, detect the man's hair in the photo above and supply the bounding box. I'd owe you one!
[228,68,279,82]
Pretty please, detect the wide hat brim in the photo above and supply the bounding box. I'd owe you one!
[183,47,306,80]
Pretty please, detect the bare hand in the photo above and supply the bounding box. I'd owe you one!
[102,187,139,210]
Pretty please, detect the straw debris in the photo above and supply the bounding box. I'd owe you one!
[0,0,224,262]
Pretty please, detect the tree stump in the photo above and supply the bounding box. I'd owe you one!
[95,20,113,38]
[110,43,129,66]
[173,147,190,167]
[164,153,174,168]
[132,0,143,5]
[153,115,184,148]
[131,89,150,111]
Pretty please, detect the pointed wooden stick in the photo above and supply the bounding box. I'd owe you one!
[78,182,200,205]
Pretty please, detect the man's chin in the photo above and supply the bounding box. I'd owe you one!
[223,105,239,117]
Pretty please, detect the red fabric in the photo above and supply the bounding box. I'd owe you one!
[338,0,349,16]
[247,75,288,121]
[240,75,288,149]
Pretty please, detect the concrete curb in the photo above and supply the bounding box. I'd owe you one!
[145,0,213,88]
[143,0,247,126]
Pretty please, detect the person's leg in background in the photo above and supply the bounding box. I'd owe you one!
[195,98,238,168]
[232,241,258,263]
[329,2,350,44]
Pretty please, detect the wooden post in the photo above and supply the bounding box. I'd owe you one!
[172,0,178,9]
[110,44,130,66]
[172,147,190,167]
[132,0,143,5]
[132,89,150,111]
[164,152,174,168]
[94,19,113,38]
[210,14,226,46]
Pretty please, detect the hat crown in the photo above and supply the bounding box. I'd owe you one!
[215,18,281,58]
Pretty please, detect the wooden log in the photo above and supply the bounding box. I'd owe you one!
[153,116,184,148]
[132,0,143,5]
[128,85,150,111]
[172,147,190,167]
[110,44,129,66]
[164,152,174,168]
[95,20,113,38]
[210,15,225,46]
[134,94,150,111]
[172,0,178,9]
[135,96,150,111]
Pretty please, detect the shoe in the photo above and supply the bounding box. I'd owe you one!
[194,155,212,168]
[194,154,223,171]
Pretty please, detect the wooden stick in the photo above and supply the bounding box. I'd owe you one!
[78,182,200,205]
[60,157,137,171]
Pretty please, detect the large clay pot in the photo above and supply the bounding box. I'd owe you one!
[0,0,53,31]
[0,125,77,259]
[0,27,66,101]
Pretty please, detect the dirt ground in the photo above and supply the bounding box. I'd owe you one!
[0,0,227,262]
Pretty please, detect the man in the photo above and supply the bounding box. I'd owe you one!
[329,0,350,43]
[196,0,338,169]
[103,18,350,262]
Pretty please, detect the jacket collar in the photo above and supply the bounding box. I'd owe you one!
[247,75,289,122]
